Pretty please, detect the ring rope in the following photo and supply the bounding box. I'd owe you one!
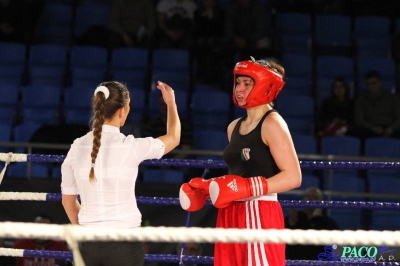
[1,153,400,170]
[1,192,399,210]
[1,248,400,265]
[1,222,400,246]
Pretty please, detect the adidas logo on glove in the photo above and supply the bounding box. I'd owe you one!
[227,179,238,192]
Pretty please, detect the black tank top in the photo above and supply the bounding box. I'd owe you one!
[223,109,279,178]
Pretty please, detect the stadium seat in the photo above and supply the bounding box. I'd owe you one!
[315,14,352,56]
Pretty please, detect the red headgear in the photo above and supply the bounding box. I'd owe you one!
[232,58,285,108]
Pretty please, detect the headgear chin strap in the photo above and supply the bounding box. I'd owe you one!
[233,57,285,108]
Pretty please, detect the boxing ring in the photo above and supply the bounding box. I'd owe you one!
[1,152,400,265]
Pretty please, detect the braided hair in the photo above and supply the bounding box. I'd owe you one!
[89,81,129,182]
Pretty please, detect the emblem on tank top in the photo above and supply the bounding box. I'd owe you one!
[240,148,251,161]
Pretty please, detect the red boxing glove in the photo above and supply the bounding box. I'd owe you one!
[179,183,207,212]
[188,177,213,198]
[209,175,268,208]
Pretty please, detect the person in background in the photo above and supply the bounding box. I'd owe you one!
[317,77,354,141]
[61,81,181,266]
[179,57,302,266]
[353,70,400,142]
[155,0,197,50]
[285,187,339,260]
[107,0,156,49]
[12,214,69,266]
[192,0,225,84]
[223,0,272,63]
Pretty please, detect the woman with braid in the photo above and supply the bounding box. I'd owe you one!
[61,81,181,266]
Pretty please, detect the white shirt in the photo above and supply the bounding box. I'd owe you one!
[61,125,165,228]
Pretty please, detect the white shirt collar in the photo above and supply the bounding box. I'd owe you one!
[102,124,120,133]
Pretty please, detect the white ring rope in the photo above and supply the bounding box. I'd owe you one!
[0,247,24,257]
[0,153,27,162]
[0,153,27,184]
[0,192,47,201]
[1,222,400,246]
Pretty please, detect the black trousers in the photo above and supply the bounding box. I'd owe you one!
[79,241,144,266]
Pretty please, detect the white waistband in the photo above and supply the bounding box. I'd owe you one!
[236,193,278,202]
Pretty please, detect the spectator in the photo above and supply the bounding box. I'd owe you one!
[12,214,69,266]
[0,0,30,43]
[155,0,197,50]
[193,0,225,84]
[285,187,339,260]
[223,0,271,63]
[353,70,400,141]
[317,77,354,140]
[107,0,156,49]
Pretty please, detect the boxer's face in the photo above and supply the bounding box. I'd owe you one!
[235,76,254,106]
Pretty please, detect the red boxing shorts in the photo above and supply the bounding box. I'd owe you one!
[214,199,285,266]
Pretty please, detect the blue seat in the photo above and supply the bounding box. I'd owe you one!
[0,84,19,124]
[298,173,320,190]
[111,48,149,90]
[370,210,400,231]
[0,42,26,66]
[7,122,49,178]
[193,83,223,92]
[275,94,315,135]
[128,88,146,122]
[192,129,228,160]
[365,137,400,159]
[316,55,354,105]
[64,85,94,125]
[21,85,61,124]
[275,13,312,54]
[35,4,73,45]
[281,53,313,95]
[354,16,391,58]
[74,3,111,38]
[36,3,73,26]
[143,169,184,183]
[111,48,148,70]
[0,123,12,152]
[320,136,364,193]
[315,14,352,56]
[364,137,400,200]
[357,57,395,91]
[151,49,190,91]
[191,90,230,131]
[291,133,317,155]
[70,46,108,69]
[69,46,108,86]
[329,208,362,230]
[0,65,23,86]
[148,89,188,120]
[113,70,147,90]
[321,135,361,157]
[28,44,67,86]
[71,67,106,88]
[29,66,65,86]
[232,106,247,119]
[29,44,67,69]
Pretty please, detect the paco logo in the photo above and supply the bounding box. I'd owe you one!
[318,245,397,263]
